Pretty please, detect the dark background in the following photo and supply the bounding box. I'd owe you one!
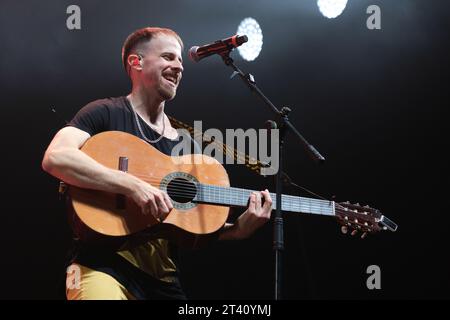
[1,0,448,299]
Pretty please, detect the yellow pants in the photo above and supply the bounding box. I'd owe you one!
[66,263,135,300]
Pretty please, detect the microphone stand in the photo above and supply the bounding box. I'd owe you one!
[219,51,325,300]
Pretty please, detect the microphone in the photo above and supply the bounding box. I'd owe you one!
[188,34,248,62]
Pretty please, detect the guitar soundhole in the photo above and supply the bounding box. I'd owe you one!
[166,178,197,203]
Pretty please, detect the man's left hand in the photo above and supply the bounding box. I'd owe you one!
[232,189,273,239]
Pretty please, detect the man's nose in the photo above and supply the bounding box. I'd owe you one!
[172,60,184,73]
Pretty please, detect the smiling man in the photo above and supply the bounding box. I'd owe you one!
[42,27,272,300]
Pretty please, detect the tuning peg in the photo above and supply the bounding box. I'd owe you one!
[355,202,360,206]
[351,230,358,236]
[361,232,368,239]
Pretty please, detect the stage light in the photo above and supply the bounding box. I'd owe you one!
[317,0,348,19]
[236,18,263,61]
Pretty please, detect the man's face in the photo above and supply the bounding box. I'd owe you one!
[138,34,184,101]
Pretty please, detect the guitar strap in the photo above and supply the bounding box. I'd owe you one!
[168,115,268,176]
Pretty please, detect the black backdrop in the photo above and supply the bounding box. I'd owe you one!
[1,0,448,299]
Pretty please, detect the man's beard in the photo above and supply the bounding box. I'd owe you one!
[158,84,176,101]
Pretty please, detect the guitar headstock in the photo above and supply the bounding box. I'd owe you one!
[335,201,397,238]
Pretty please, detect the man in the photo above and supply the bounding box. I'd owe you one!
[42,27,272,300]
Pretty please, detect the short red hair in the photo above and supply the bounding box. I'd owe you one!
[121,27,183,75]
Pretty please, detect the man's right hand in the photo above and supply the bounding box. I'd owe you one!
[128,180,173,221]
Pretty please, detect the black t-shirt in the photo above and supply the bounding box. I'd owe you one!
[69,96,185,154]
[67,96,195,299]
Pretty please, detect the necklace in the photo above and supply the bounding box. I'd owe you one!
[128,98,166,144]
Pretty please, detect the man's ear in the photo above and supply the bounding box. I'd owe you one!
[127,54,142,71]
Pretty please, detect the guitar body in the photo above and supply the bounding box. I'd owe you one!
[69,131,230,248]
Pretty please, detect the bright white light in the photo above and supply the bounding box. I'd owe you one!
[236,17,263,61]
[317,0,348,19]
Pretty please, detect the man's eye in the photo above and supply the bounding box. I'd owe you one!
[162,55,171,60]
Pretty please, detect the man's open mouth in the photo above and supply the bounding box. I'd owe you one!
[163,75,177,85]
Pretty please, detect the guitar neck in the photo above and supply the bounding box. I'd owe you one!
[194,184,335,217]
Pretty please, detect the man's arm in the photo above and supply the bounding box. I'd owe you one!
[42,126,172,219]
[219,190,272,240]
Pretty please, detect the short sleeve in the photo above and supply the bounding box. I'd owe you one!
[67,100,110,136]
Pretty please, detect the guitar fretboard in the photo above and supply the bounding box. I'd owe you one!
[194,184,335,216]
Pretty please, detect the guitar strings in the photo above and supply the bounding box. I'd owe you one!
[129,172,333,206]
[108,172,336,214]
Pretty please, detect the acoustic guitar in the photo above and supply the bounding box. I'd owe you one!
[69,131,397,248]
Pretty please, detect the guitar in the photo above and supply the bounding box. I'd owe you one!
[69,131,397,248]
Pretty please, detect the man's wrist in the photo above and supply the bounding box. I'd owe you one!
[219,222,242,240]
